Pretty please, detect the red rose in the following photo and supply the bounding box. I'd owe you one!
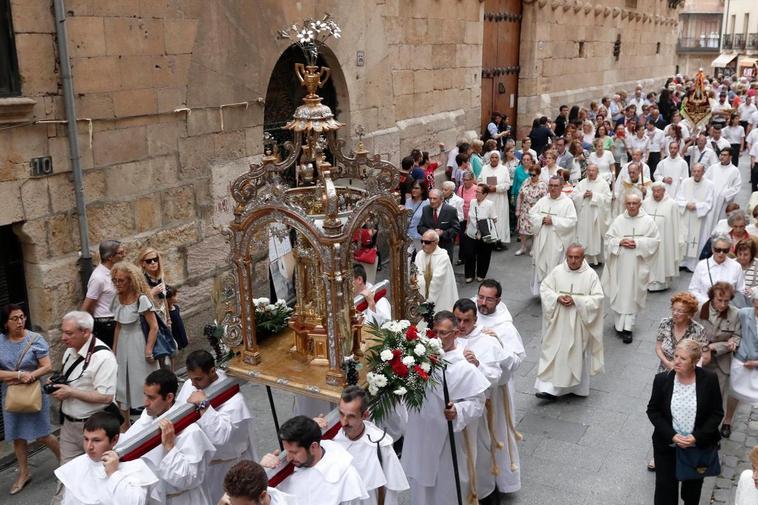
[426,328,437,338]
[405,326,419,341]
[391,360,409,377]
[414,365,429,381]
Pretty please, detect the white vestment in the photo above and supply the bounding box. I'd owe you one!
[686,145,718,172]
[478,163,512,243]
[414,246,459,312]
[117,406,216,505]
[277,439,369,505]
[55,454,159,505]
[642,194,683,290]
[528,194,578,296]
[572,178,612,263]
[361,283,392,327]
[612,176,652,216]
[471,302,525,493]
[600,210,660,331]
[402,347,489,505]
[705,162,741,222]
[535,261,604,397]
[615,161,651,195]
[654,156,689,199]
[688,256,746,306]
[332,421,409,505]
[175,370,259,505]
[675,177,715,271]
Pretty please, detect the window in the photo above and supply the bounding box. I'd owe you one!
[656,42,661,54]
[578,40,585,58]
[0,0,20,97]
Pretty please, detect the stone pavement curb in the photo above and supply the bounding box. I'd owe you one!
[710,404,758,504]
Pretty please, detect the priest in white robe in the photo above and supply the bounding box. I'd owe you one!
[535,244,604,399]
[642,182,683,291]
[601,193,660,343]
[612,162,652,216]
[453,298,509,501]
[261,416,369,505]
[572,164,612,265]
[706,148,742,222]
[473,280,526,494]
[353,264,392,326]
[117,369,216,505]
[175,351,259,505]
[219,460,298,505]
[479,151,512,243]
[55,412,159,505]
[528,176,578,296]
[676,163,715,271]
[402,311,489,505]
[653,141,689,200]
[414,230,459,312]
[614,149,651,194]
[328,386,409,505]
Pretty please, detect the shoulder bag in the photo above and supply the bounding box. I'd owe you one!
[139,297,177,359]
[5,335,42,413]
[475,204,499,244]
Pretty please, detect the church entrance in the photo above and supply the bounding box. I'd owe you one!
[480,0,522,132]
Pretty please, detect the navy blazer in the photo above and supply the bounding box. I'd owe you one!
[417,203,460,248]
[646,367,723,448]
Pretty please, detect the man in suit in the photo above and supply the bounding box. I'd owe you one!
[417,188,460,262]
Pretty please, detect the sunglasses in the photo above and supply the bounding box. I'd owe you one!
[713,248,729,254]
[420,240,437,245]
[143,257,159,264]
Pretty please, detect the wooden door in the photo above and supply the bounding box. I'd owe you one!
[481,0,522,132]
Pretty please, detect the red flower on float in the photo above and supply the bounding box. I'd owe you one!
[405,325,418,341]
[391,360,409,377]
[414,365,429,381]
[426,328,437,338]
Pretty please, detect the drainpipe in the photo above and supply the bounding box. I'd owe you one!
[53,0,93,290]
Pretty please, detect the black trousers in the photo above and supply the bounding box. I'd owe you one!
[461,233,493,279]
[653,443,704,505]
[752,162,758,192]
[93,318,116,349]
[730,143,741,168]
[648,152,662,177]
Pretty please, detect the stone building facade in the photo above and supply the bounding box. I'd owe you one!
[0,0,485,358]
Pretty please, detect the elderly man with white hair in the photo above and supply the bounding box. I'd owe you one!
[676,163,715,272]
[689,235,746,306]
[414,230,459,312]
[478,150,512,247]
[642,182,683,291]
[441,180,464,222]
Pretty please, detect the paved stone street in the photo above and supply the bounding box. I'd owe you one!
[2,154,756,504]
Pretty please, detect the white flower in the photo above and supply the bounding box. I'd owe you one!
[397,320,411,330]
[367,372,388,389]
[257,297,270,306]
[379,349,394,362]
[393,387,407,396]
[368,384,379,395]
[401,356,415,366]
[266,304,276,311]
[413,343,426,356]
[275,299,287,307]
[420,362,431,373]
[428,338,442,351]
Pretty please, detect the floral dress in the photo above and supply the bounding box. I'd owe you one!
[516,179,547,235]
[655,317,708,373]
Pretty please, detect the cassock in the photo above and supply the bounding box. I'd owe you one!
[414,245,459,312]
[600,209,660,332]
[332,420,409,505]
[528,194,578,296]
[117,406,216,505]
[688,256,746,306]
[676,177,715,271]
[612,176,652,216]
[614,161,651,193]
[55,453,159,505]
[478,163,512,243]
[361,283,392,326]
[572,177,612,265]
[277,439,369,505]
[642,192,683,291]
[535,260,604,397]
[175,370,259,505]
[653,156,689,199]
[705,161,741,221]
[471,302,526,493]
[402,347,489,505]
[456,327,508,499]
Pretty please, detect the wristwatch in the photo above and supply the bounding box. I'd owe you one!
[195,399,210,412]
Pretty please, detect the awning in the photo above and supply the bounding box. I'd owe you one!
[739,57,757,67]
[711,53,738,68]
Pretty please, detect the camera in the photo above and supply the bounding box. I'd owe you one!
[43,373,68,394]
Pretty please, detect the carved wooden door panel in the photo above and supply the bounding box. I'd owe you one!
[481,0,522,131]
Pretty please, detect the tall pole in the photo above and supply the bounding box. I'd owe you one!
[53,0,93,289]
[443,368,463,505]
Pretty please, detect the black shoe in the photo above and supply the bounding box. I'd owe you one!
[622,331,633,344]
[615,328,625,338]
[535,392,557,401]
[720,424,731,438]
[455,260,464,266]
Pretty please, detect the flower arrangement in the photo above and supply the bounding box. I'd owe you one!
[252,298,293,339]
[277,14,342,66]
[364,319,446,423]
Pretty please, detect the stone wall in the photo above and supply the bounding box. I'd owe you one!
[516,0,680,135]
[1,0,484,359]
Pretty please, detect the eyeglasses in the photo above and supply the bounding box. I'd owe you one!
[477,294,499,303]
[113,278,128,284]
[420,240,437,245]
[713,248,729,254]
[143,257,159,264]
[9,315,26,322]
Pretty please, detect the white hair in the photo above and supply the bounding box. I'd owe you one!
[442,181,456,191]
[429,188,443,199]
[62,310,94,331]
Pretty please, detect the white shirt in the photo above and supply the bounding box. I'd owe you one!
[688,256,746,305]
[362,283,392,326]
[626,135,649,158]
[738,102,757,122]
[686,145,718,172]
[445,193,465,222]
[646,128,666,152]
[85,264,116,318]
[707,136,731,152]
[722,125,745,145]
[588,151,615,184]
[60,336,118,419]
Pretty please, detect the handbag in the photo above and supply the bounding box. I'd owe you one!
[139,300,177,360]
[675,446,721,481]
[5,335,42,413]
[353,229,378,264]
[475,205,499,244]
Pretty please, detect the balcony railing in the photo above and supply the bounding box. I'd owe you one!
[722,34,733,49]
[677,36,721,52]
[734,33,746,49]
[749,33,758,49]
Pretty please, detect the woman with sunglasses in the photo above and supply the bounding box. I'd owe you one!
[0,304,60,494]
[689,235,746,306]
[137,248,180,368]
